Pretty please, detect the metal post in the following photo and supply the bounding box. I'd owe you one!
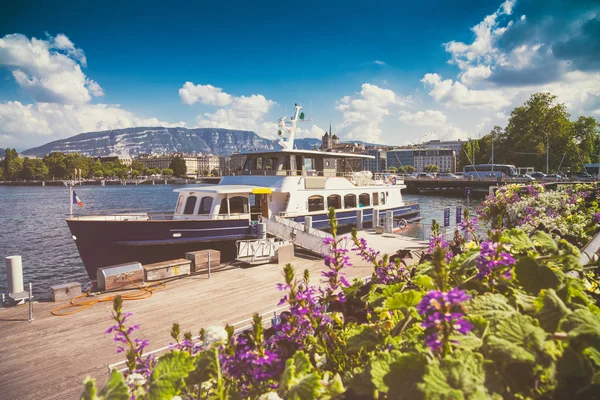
[69,184,73,216]
[207,252,211,279]
[356,209,363,231]
[28,283,33,322]
[491,132,494,173]
[546,133,549,175]
[373,209,380,228]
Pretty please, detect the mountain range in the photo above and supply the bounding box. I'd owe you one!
[20,127,322,158]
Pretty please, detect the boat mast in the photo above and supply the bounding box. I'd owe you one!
[277,104,302,150]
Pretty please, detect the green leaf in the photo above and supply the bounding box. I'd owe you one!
[485,336,536,364]
[465,293,516,324]
[280,351,314,392]
[493,314,547,354]
[556,347,595,396]
[450,332,483,351]
[346,325,382,351]
[559,309,600,345]
[287,373,321,400]
[148,351,195,400]
[384,290,422,310]
[534,289,571,332]
[584,347,600,367]
[82,377,98,400]
[418,351,489,400]
[531,231,558,254]
[370,351,427,399]
[187,350,218,386]
[504,229,534,252]
[98,370,129,400]
[413,275,436,290]
[515,256,561,294]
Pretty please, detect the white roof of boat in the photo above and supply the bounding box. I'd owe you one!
[173,184,273,194]
[242,148,375,159]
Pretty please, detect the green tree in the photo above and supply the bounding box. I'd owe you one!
[93,170,104,178]
[572,116,600,167]
[398,165,415,174]
[2,148,22,180]
[20,158,49,180]
[388,166,398,173]
[43,152,68,179]
[498,92,576,173]
[423,164,439,173]
[169,157,187,177]
[162,168,174,177]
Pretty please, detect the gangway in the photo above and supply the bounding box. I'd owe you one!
[260,215,332,256]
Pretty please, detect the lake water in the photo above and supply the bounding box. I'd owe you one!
[0,184,478,299]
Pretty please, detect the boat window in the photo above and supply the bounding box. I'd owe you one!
[380,192,386,205]
[244,158,255,171]
[256,157,263,170]
[303,157,314,170]
[264,157,278,171]
[229,196,249,214]
[327,194,341,209]
[198,197,213,215]
[344,194,357,208]
[359,193,370,207]
[373,192,379,206]
[183,195,197,215]
[219,198,229,214]
[175,195,185,214]
[308,195,324,212]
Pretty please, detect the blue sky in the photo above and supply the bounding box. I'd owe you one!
[1,0,599,150]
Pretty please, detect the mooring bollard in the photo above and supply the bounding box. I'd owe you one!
[6,255,24,295]
[373,209,380,228]
[304,216,312,233]
[356,209,364,230]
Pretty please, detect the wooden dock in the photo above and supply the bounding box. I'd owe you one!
[0,232,426,400]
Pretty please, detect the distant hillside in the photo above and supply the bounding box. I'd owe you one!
[293,138,321,150]
[22,127,287,158]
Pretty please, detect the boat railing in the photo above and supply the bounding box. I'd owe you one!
[240,169,401,186]
[270,215,332,240]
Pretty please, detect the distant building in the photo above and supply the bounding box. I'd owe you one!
[420,139,465,157]
[320,124,365,153]
[386,149,414,170]
[198,154,220,176]
[414,148,456,173]
[229,154,247,174]
[362,148,387,173]
[136,154,199,178]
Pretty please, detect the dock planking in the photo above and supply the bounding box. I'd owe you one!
[0,232,426,400]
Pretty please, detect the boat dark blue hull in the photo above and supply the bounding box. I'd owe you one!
[66,217,253,280]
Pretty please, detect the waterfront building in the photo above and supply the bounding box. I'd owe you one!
[420,139,465,157]
[362,148,387,173]
[136,154,199,178]
[414,148,456,173]
[386,149,415,170]
[198,154,220,176]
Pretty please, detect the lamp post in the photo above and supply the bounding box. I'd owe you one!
[543,131,549,175]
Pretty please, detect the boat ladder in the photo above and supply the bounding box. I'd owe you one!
[260,216,332,256]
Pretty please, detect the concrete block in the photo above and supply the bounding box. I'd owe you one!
[277,244,295,264]
[144,258,191,281]
[50,282,81,302]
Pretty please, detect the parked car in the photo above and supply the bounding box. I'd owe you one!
[439,173,461,179]
[542,174,562,181]
[575,171,593,181]
[414,172,434,179]
[530,171,546,179]
[518,174,536,181]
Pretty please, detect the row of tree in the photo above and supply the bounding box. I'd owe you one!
[0,152,190,181]
[458,93,600,173]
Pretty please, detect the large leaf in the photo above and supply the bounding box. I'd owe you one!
[485,336,536,364]
[148,351,195,400]
[280,351,314,393]
[514,256,560,294]
[504,229,534,252]
[346,325,382,351]
[384,290,422,310]
[555,347,595,397]
[98,370,129,400]
[187,350,218,386]
[465,293,516,324]
[534,289,571,332]
[370,351,427,399]
[531,231,558,254]
[82,377,98,400]
[287,373,321,400]
[418,351,489,400]
[559,309,600,345]
[492,314,547,354]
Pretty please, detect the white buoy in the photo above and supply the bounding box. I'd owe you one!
[6,256,24,294]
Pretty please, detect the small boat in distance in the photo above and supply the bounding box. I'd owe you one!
[66,104,419,279]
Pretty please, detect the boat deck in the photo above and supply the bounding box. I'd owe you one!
[0,231,427,400]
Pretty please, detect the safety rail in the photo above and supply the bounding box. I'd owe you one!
[236,238,282,262]
[260,216,331,256]
[271,215,332,240]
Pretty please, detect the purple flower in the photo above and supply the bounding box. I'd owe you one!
[595,212,600,224]
[475,240,516,284]
[428,235,453,262]
[417,289,472,353]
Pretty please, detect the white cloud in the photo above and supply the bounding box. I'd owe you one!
[335,83,410,143]
[0,33,102,104]
[373,60,386,66]
[178,82,233,106]
[180,82,279,137]
[421,73,513,110]
[399,110,447,127]
[459,65,492,85]
[0,101,184,148]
